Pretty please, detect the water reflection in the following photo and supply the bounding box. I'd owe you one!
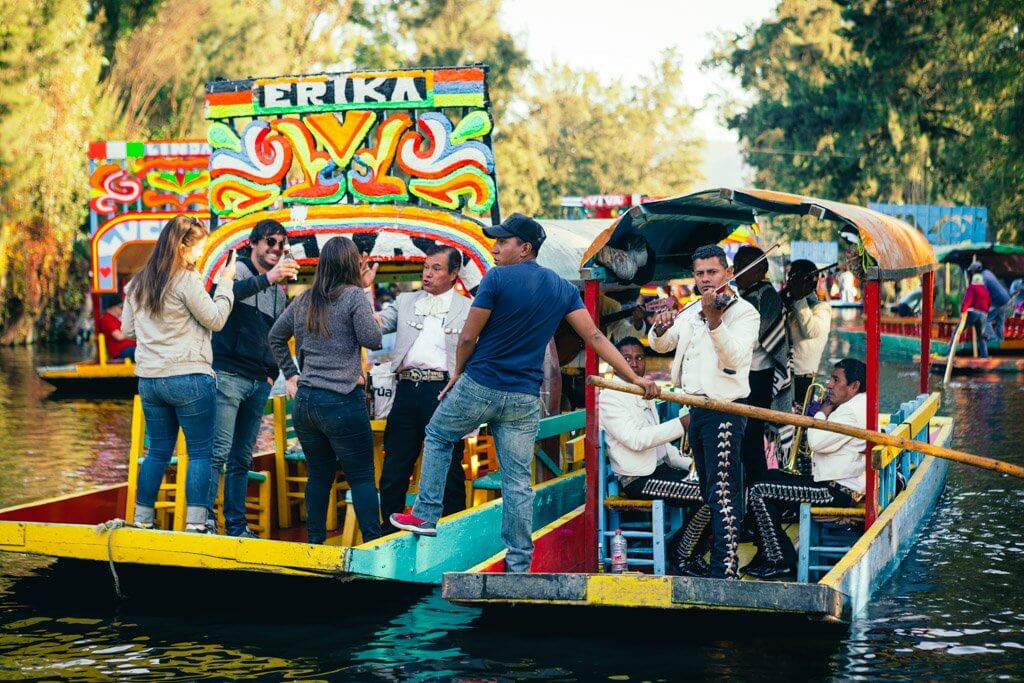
[0,347,132,506]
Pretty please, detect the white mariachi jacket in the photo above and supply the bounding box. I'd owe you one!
[807,392,868,493]
[599,387,691,478]
[378,289,470,374]
[648,297,760,401]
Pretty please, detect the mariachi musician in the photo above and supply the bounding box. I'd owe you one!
[648,244,760,580]
[375,244,471,533]
[783,259,832,404]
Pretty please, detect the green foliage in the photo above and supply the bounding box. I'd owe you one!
[499,50,703,217]
[0,0,102,343]
[712,0,1024,244]
[0,0,706,342]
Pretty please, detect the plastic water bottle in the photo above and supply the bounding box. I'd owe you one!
[610,529,628,573]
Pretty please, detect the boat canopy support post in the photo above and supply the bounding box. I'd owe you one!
[91,292,103,345]
[583,276,600,572]
[920,270,934,393]
[864,278,881,528]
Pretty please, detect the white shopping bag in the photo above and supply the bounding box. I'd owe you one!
[369,362,396,419]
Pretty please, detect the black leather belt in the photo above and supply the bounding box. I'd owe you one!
[398,368,448,383]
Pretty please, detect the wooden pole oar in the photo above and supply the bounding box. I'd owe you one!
[944,312,969,384]
[589,376,1024,480]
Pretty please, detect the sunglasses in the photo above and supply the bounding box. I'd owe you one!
[262,236,288,248]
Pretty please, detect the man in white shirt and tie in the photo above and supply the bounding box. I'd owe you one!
[649,245,760,580]
[744,358,868,580]
[599,336,711,576]
[376,245,472,533]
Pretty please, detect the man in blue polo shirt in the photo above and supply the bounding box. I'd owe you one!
[391,213,659,572]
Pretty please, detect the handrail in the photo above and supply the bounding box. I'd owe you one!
[872,392,940,512]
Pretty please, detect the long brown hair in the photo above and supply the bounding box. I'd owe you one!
[305,236,363,336]
[130,215,209,314]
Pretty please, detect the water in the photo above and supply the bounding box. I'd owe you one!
[0,330,1022,680]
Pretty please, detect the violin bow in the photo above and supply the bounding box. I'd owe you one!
[673,241,784,316]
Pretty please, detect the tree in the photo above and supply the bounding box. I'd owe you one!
[0,0,103,343]
[712,0,1024,243]
[498,51,703,217]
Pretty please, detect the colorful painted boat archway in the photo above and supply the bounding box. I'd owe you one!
[201,65,503,287]
[87,139,211,295]
[198,204,495,290]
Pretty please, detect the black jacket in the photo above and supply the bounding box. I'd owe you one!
[212,257,287,381]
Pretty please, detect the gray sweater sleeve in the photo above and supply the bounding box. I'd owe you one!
[351,288,383,350]
[269,299,299,379]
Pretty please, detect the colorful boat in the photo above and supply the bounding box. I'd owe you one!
[5,64,604,589]
[837,242,1024,365]
[36,139,211,395]
[443,187,953,625]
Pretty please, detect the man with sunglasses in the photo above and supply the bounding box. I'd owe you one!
[208,219,299,536]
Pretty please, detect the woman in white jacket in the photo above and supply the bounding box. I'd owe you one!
[744,358,868,580]
[599,337,710,576]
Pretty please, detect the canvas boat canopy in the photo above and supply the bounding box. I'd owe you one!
[583,187,937,282]
[934,242,1024,281]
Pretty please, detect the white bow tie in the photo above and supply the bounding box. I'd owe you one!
[414,293,451,317]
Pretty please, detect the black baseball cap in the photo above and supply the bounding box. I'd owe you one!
[484,213,546,252]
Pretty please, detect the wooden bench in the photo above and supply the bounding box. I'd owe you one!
[125,395,272,536]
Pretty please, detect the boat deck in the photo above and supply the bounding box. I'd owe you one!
[443,418,953,624]
[0,470,585,585]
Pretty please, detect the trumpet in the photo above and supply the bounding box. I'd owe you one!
[784,381,827,474]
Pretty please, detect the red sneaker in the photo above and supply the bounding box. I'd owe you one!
[389,513,437,537]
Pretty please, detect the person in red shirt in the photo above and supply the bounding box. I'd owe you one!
[96,295,136,362]
[952,274,991,358]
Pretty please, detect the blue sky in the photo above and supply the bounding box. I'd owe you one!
[500,0,777,188]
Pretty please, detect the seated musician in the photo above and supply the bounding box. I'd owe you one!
[598,336,710,576]
[744,358,867,580]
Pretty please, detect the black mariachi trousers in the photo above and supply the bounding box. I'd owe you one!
[621,463,710,565]
[689,406,747,579]
[379,378,466,531]
[740,368,774,484]
[748,470,854,567]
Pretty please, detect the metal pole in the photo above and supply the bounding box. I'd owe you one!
[920,270,934,393]
[583,277,600,572]
[864,278,881,528]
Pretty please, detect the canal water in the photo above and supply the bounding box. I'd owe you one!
[0,322,1022,680]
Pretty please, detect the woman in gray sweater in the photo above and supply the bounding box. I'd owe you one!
[269,236,384,543]
[122,215,236,531]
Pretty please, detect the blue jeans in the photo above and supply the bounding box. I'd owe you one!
[412,374,540,573]
[208,371,272,535]
[987,305,1006,343]
[292,386,382,544]
[135,374,217,526]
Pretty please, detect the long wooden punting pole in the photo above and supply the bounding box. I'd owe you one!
[944,312,969,385]
[588,376,1024,480]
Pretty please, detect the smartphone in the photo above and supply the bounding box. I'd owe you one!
[287,243,305,280]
